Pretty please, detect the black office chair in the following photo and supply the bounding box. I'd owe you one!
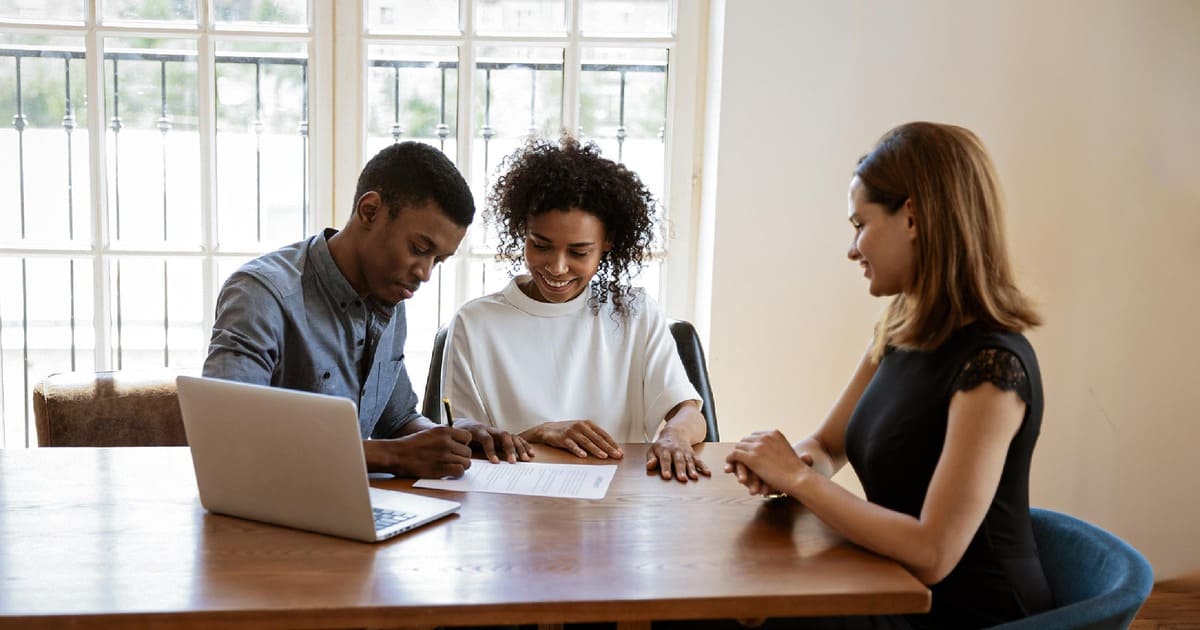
[420,325,450,422]
[421,318,719,442]
[668,319,719,442]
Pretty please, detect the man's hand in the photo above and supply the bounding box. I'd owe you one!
[521,420,623,459]
[646,429,711,482]
[363,425,472,478]
[454,418,533,464]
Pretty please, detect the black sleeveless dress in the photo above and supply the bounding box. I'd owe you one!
[844,322,1054,628]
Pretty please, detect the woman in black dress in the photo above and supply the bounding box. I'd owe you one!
[725,122,1053,629]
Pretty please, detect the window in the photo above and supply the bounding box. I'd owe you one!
[0,0,704,446]
[347,0,705,400]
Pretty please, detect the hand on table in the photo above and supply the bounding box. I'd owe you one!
[454,418,533,464]
[521,420,624,459]
[646,431,711,482]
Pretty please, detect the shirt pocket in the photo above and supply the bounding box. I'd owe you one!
[359,359,404,426]
[373,359,404,403]
[297,363,341,396]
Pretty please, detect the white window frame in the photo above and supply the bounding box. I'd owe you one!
[329,0,706,320]
[0,0,708,445]
[0,1,335,364]
[0,1,334,445]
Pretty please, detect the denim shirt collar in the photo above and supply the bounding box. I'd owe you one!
[308,228,396,321]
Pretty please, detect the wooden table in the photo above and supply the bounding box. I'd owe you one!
[0,444,929,628]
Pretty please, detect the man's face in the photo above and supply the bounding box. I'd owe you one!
[358,198,467,306]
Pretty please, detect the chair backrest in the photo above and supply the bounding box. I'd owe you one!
[988,508,1153,629]
[421,319,719,442]
[668,320,719,442]
[420,326,450,422]
[33,370,189,447]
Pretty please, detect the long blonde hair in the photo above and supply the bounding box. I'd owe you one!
[856,122,1040,362]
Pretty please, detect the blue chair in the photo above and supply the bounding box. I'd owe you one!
[990,508,1153,629]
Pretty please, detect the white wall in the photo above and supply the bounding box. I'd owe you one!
[704,0,1200,580]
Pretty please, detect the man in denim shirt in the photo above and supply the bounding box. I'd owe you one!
[203,142,528,478]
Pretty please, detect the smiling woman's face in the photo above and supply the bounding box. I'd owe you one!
[846,175,917,297]
[522,208,612,303]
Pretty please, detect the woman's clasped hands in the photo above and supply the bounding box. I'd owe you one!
[725,430,816,498]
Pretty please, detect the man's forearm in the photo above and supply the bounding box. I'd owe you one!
[392,415,437,437]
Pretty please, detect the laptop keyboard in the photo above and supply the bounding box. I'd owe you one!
[373,507,417,530]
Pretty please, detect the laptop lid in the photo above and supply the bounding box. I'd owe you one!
[176,375,458,542]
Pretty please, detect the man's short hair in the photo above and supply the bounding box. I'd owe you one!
[353,142,475,226]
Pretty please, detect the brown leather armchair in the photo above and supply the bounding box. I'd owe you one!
[33,370,190,447]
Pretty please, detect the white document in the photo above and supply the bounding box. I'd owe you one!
[414,460,618,500]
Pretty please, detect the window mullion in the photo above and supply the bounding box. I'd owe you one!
[310,0,334,234]
[453,0,477,310]
[85,6,112,371]
[331,0,364,228]
[197,2,218,352]
[562,0,580,133]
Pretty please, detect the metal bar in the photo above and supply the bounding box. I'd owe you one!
[391,64,402,143]
[436,66,449,151]
[481,68,493,178]
[254,61,263,242]
[617,69,627,161]
[20,259,29,447]
[115,260,123,369]
[0,245,272,258]
[64,58,76,239]
[69,260,77,371]
[159,59,171,241]
[110,57,122,241]
[0,48,311,65]
[0,49,673,74]
[300,62,308,235]
[162,260,169,367]
[13,56,28,238]
[357,31,677,47]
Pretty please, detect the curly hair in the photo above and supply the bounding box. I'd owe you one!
[486,135,658,317]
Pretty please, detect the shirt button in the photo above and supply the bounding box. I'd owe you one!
[357,339,364,346]
[339,302,346,308]
[323,371,331,379]
[354,300,362,307]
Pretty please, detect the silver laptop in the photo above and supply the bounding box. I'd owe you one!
[176,375,460,543]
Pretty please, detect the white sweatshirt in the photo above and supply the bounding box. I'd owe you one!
[441,276,700,442]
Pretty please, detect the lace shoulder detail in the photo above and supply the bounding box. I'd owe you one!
[953,348,1031,404]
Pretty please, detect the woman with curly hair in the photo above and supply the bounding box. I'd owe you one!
[440,135,710,482]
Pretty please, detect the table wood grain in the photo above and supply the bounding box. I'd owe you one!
[0,444,929,628]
